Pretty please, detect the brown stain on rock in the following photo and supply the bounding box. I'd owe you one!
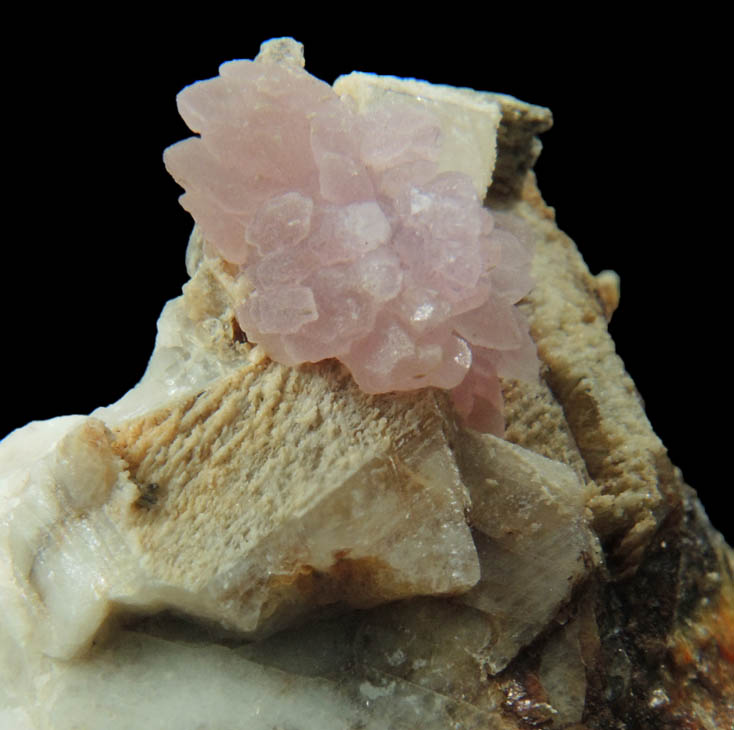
[273,553,417,609]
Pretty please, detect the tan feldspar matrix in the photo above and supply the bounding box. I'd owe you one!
[0,38,732,730]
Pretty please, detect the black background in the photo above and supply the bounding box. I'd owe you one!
[3,18,729,541]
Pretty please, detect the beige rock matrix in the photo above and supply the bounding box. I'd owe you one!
[0,38,731,730]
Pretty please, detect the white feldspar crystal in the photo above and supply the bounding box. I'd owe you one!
[13,628,497,730]
[333,71,502,197]
[456,430,601,673]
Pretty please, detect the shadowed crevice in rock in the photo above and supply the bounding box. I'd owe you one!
[586,487,734,729]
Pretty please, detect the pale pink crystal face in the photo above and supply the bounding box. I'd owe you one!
[164,59,539,434]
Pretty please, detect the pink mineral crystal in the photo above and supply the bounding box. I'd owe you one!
[164,56,539,434]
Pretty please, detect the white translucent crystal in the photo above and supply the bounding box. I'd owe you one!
[456,430,602,673]
[334,71,502,197]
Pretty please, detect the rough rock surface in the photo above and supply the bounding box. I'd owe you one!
[0,38,732,730]
[110,358,480,635]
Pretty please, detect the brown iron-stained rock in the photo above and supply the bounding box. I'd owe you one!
[503,177,679,575]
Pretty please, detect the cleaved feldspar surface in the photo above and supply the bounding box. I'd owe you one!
[164,42,538,434]
[0,364,480,661]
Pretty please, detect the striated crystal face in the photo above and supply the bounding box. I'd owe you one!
[164,56,538,433]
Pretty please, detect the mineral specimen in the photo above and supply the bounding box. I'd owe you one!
[163,40,538,433]
[1,37,732,730]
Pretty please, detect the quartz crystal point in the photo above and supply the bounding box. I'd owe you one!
[163,38,538,434]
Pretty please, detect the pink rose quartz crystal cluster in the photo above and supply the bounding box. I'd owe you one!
[164,57,538,433]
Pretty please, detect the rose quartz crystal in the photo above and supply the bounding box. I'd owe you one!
[164,58,538,433]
